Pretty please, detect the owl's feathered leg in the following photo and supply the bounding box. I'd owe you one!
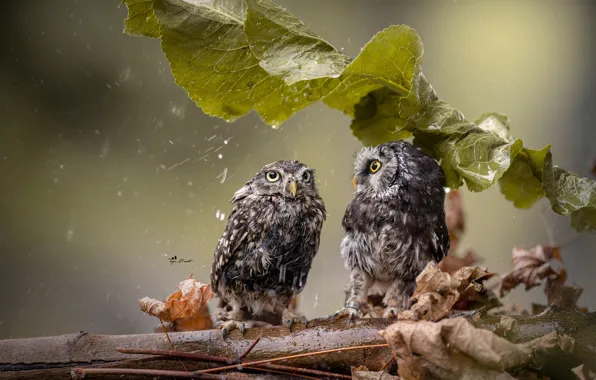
[215,298,245,337]
[216,297,277,337]
[333,269,372,322]
[269,296,307,331]
[382,278,415,319]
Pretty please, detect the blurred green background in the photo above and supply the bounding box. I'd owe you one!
[1,0,595,339]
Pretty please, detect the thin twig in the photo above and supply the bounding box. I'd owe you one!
[381,357,395,371]
[159,318,189,373]
[239,335,261,359]
[117,347,353,379]
[71,367,243,379]
[196,343,390,374]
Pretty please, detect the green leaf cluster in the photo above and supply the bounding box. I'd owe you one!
[122,0,596,233]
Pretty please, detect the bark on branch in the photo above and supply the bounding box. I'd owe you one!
[1,308,595,379]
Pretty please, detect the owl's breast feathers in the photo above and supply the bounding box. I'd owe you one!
[342,188,449,279]
[211,193,326,297]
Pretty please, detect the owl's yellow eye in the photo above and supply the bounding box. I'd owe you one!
[266,171,281,182]
[369,160,382,173]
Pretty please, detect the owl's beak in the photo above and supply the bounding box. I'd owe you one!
[352,176,358,189]
[287,180,298,197]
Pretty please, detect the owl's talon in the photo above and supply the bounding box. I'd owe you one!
[282,309,307,332]
[332,306,360,323]
[216,320,247,338]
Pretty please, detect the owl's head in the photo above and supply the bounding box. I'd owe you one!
[235,160,319,201]
[352,141,445,197]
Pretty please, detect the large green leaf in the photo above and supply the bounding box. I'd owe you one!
[122,0,596,232]
[244,0,350,85]
[122,0,160,38]
[323,25,423,118]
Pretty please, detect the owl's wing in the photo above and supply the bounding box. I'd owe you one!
[210,194,272,292]
[433,220,451,262]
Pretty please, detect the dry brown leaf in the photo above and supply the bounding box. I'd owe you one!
[139,275,213,324]
[380,317,574,380]
[381,318,528,380]
[400,262,494,321]
[154,304,213,332]
[438,249,480,274]
[445,190,465,254]
[591,160,596,177]
[544,269,584,309]
[531,269,587,314]
[573,364,596,380]
[499,245,563,297]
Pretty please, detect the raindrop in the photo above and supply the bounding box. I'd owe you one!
[119,67,131,82]
[217,168,228,183]
[65,228,74,242]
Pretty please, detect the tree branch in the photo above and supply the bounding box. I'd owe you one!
[1,308,594,379]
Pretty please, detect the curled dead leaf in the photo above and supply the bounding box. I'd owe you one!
[139,276,213,325]
[402,262,494,321]
[380,317,574,380]
[154,305,213,332]
[499,245,562,297]
[381,318,529,380]
[531,269,587,314]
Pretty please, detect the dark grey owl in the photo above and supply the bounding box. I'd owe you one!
[335,140,449,320]
[210,160,326,336]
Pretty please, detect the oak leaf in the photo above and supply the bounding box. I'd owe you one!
[400,262,493,321]
[380,317,574,380]
[139,276,214,324]
[499,245,562,297]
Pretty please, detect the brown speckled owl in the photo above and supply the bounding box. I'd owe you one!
[210,160,326,336]
[335,141,450,320]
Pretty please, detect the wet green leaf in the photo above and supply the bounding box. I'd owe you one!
[498,145,550,209]
[121,0,596,232]
[244,0,350,85]
[323,25,423,118]
[122,0,160,38]
[544,155,596,232]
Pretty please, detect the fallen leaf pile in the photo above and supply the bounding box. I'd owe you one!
[380,317,574,380]
[139,275,214,330]
[499,245,563,297]
[398,262,494,321]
